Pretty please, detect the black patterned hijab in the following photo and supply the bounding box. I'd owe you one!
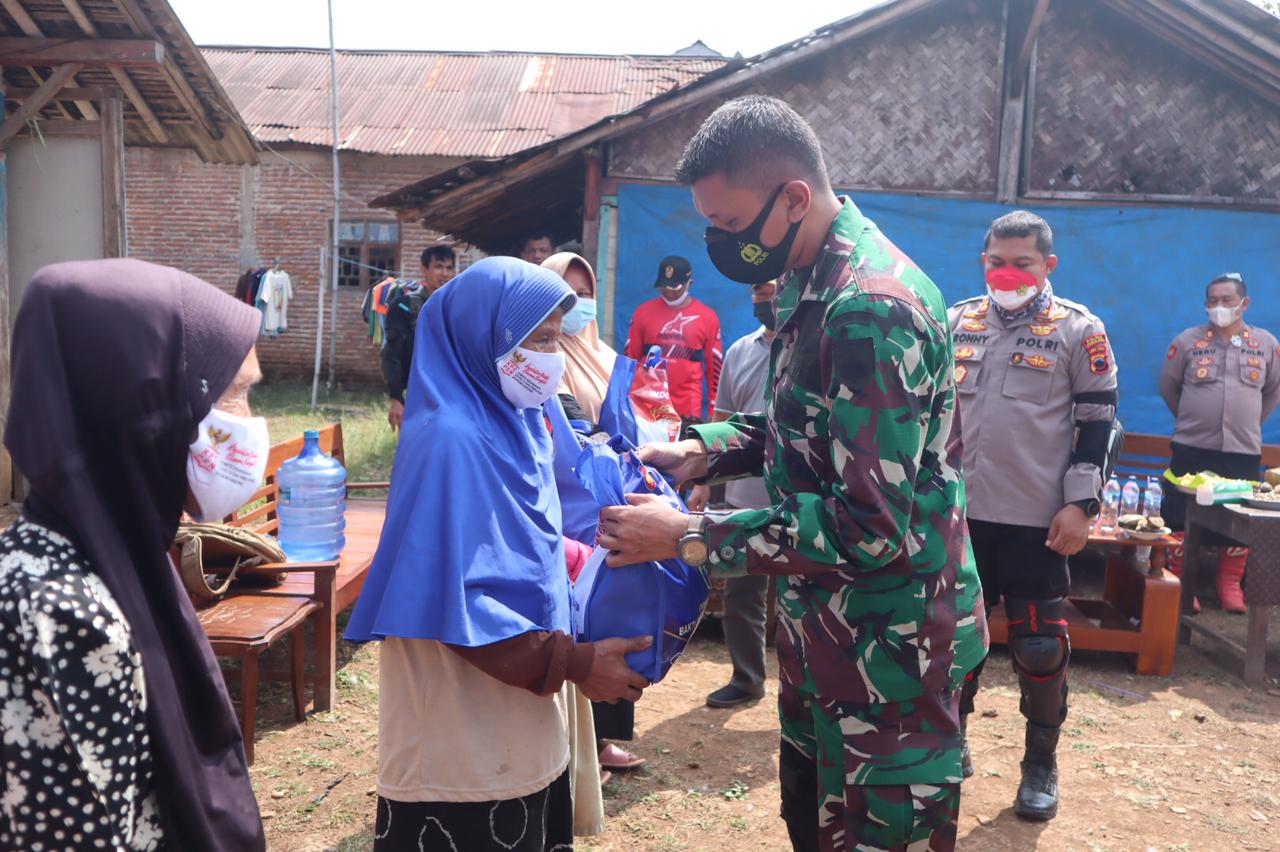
[4,259,265,851]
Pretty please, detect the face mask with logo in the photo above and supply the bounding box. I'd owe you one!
[186,408,270,522]
[753,299,777,331]
[561,298,597,336]
[985,266,1041,311]
[1208,304,1241,328]
[704,185,803,285]
[496,347,566,409]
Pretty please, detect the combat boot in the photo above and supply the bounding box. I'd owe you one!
[1015,723,1059,821]
[1166,534,1200,614]
[959,715,974,779]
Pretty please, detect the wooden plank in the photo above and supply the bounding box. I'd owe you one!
[995,0,1027,203]
[0,0,96,120]
[16,119,101,137]
[0,89,9,505]
[101,93,125,257]
[0,37,164,68]
[0,64,84,147]
[1023,189,1280,213]
[1244,604,1271,684]
[54,0,170,144]
[1015,0,1052,84]
[4,86,108,101]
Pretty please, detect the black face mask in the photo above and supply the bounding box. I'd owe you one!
[752,299,777,331]
[704,184,803,285]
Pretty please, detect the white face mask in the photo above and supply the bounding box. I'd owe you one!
[496,347,566,409]
[661,290,692,308]
[1207,304,1240,328]
[186,408,270,522]
[987,285,1036,312]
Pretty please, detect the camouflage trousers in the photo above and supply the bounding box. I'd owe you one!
[778,682,963,851]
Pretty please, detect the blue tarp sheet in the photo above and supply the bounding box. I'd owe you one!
[614,182,1280,442]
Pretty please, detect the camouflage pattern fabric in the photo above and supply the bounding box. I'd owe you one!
[842,782,960,851]
[690,199,988,785]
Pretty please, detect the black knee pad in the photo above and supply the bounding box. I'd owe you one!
[779,740,820,852]
[1011,635,1066,675]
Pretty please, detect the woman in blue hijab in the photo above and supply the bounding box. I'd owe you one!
[346,257,650,852]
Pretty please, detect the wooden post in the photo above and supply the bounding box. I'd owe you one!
[994,0,1050,203]
[101,91,125,258]
[0,74,10,505]
[581,151,602,269]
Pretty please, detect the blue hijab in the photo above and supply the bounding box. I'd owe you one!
[345,257,577,646]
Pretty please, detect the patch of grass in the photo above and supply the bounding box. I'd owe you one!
[252,382,397,486]
[722,780,750,801]
[729,817,749,831]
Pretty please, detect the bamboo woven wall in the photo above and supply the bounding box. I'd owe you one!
[608,0,1002,194]
[1030,0,1280,199]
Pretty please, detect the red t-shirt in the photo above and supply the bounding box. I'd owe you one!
[624,296,723,419]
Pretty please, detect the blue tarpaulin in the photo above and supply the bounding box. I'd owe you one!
[614,182,1280,442]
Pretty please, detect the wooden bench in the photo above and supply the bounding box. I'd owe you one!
[192,424,387,761]
[986,433,1184,676]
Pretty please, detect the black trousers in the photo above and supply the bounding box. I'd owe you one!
[374,770,573,851]
[1166,442,1259,544]
[591,699,634,742]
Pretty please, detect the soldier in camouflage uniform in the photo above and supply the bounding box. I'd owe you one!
[598,96,988,852]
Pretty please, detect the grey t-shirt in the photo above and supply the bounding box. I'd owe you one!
[716,326,773,510]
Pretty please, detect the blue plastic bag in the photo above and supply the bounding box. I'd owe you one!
[545,395,600,545]
[596,355,639,445]
[571,434,709,683]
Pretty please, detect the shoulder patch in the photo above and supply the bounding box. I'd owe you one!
[1052,295,1103,324]
[1084,332,1111,375]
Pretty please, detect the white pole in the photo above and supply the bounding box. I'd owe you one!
[310,245,325,411]
[326,0,341,392]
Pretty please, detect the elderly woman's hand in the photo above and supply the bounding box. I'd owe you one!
[578,636,652,703]
[635,439,709,486]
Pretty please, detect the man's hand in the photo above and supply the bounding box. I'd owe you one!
[1046,504,1091,556]
[686,484,711,512]
[577,636,652,703]
[635,438,709,486]
[388,399,404,432]
[598,493,687,567]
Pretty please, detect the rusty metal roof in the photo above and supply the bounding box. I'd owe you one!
[202,47,726,157]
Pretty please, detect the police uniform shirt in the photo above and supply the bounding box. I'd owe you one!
[948,291,1119,529]
[1159,324,1280,455]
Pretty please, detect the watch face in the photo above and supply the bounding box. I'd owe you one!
[680,539,709,565]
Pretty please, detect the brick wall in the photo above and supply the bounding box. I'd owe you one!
[124,146,472,386]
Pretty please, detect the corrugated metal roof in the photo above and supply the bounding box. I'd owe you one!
[201,47,725,157]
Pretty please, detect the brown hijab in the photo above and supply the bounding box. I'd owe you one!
[5,259,266,851]
[542,252,616,421]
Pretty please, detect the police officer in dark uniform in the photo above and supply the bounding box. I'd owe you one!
[948,211,1118,822]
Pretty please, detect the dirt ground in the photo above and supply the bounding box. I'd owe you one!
[252,604,1280,852]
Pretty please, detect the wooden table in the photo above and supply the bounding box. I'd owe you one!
[988,528,1181,676]
[1178,501,1280,683]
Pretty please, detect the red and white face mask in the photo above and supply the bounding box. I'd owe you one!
[186,408,269,522]
[985,267,1041,311]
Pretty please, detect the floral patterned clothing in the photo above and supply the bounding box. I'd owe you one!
[0,519,164,850]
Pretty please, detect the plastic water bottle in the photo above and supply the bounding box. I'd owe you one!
[277,430,347,562]
[1144,477,1164,521]
[1121,476,1141,516]
[1099,476,1122,534]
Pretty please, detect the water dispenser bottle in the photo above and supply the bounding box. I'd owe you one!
[277,430,347,562]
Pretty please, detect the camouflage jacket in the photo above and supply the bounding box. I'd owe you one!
[691,200,988,710]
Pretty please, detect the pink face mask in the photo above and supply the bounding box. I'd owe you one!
[985,267,1041,310]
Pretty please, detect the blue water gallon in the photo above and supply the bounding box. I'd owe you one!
[277,430,347,562]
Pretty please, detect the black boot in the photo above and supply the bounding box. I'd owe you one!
[1015,723,1059,821]
[959,715,974,779]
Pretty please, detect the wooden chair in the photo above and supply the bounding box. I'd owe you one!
[190,424,387,762]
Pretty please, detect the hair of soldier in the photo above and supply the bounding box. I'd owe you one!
[674,95,830,193]
[984,210,1054,257]
[1207,273,1247,299]
[420,244,456,267]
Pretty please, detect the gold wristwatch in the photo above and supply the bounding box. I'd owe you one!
[678,512,709,567]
